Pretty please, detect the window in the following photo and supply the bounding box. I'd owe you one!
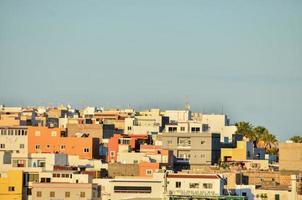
[35,144,40,149]
[168,127,177,132]
[28,174,39,182]
[53,173,60,178]
[176,181,181,188]
[40,178,51,183]
[80,192,85,197]
[203,183,213,189]
[8,186,15,191]
[51,131,57,137]
[36,191,42,197]
[20,144,25,149]
[200,140,205,144]
[65,192,70,198]
[113,186,151,193]
[275,194,280,200]
[46,144,50,149]
[50,191,55,197]
[83,148,89,152]
[13,160,25,167]
[35,131,41,136]
[127,126,132,131]
[0,144,5,149]
[146,169,153,175]
[178,137,190,147]
[201,154,205,158]
[202,124,209,132]
[224,137,229,143]
[62,174,69,178]
[180,127,185,131]
[60,145,65,150]
[189,183,199,188]
[110,151,115,157]
[191,127,200,133]
[133,160,138,164]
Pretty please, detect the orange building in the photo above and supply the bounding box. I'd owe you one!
[139,162,160,177]
[28,126,99,159]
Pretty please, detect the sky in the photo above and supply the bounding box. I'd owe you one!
[0,0,301,141]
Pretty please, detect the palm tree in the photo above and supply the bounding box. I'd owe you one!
[253,126,269,148]
[262,133,278,153]
[235,121,254,140]
[289,136,302,143]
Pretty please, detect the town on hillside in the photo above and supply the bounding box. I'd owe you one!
[0,105,301,200]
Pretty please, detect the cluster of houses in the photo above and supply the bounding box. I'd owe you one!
[0,105,301,200]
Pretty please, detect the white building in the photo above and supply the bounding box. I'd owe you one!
[166,173,224,198]
[163,110,191,122]
[192,113,237,143]
[93,172,165,200]
[124,109,167,135]
[0,126,28,154]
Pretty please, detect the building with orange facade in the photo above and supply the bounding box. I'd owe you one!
[28,126,99,159]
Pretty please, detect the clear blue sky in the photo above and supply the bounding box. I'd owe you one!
[0,1,301,140]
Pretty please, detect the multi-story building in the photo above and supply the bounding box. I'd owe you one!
[192,113,237,143]
[221,141,265,162]
[107,134,151,163]
[162,110,191,122]
[31,182,100,200]
[162,132,221,166]
[166,173,224,198]
[0,170,24,200]
[94,172,165,200]
[124,109,169,135]
[28,126,100,159]
[0,126,28,154]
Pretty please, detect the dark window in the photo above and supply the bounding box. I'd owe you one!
[114,186,152,193]
[8,186,15,191]
[202,124,209,132]
[50,191,55,197]
[65,192,70,197]
[80,192,85,197]
[176,182,181,188]
[191,127,200,132]
[275,194,280,200]
[36,191,42,197]
[168,127,177,132]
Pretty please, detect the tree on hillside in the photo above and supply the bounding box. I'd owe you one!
[289,136,302,143]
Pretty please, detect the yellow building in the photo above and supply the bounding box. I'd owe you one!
[221,141,253,162]
[0,170,23,200]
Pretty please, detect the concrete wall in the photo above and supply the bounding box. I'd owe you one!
[279,143,302,171]
[108,163,139,178]
[31,182,99,200]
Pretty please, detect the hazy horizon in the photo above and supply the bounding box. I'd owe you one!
[1,0,302,141]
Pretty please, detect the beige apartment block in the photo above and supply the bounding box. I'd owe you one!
[31,182,100,200]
